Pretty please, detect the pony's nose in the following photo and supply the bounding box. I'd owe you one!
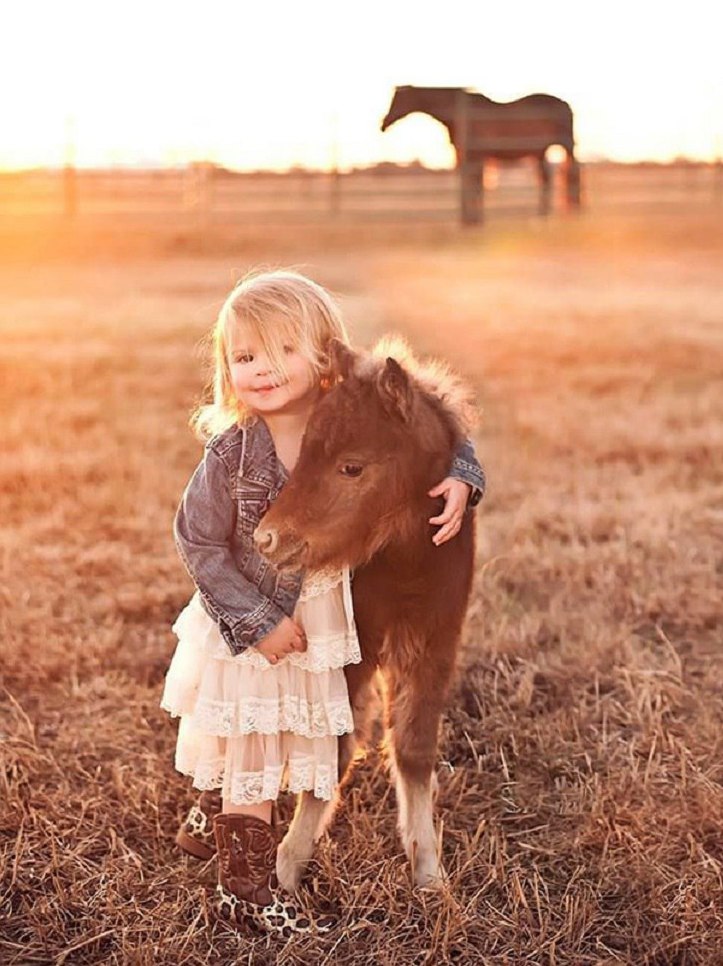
[253,526,278,555]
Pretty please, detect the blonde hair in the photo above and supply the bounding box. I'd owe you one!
[192,269,351,439]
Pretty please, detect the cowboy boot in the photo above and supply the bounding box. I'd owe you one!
[176,790,222,860]
[176,793,280,861]
[213,813,336,937]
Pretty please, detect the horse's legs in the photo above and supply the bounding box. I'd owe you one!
[565,150,581,208]
[384,662,452,888]
[538,154,552,216]
[276,662,377,892]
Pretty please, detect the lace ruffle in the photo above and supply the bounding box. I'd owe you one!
[178,757,336,804]
[221,632,360,672]
[162,563,358,802]
[172,592,361,673]
[161,692,354,738]
[298,564,344,601]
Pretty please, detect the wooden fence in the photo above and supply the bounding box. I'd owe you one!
[0,162,720,224]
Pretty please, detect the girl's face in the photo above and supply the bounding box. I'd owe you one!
[227,324,319,417]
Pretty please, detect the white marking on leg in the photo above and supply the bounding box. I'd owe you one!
[396,773,445,888]
[277,792,335,892]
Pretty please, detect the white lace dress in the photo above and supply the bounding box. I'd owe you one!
[160,564,361,805]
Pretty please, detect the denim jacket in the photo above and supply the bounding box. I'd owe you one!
[174,415,486,656]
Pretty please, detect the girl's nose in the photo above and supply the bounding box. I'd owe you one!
[254,354,271,375]
[254,353,280,380]
[256,361,283,384]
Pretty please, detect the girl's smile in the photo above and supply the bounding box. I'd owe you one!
[228,332,317,416]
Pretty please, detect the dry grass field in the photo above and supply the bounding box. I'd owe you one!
[1,196,722,964]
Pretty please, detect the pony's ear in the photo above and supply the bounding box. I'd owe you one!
[377,356,413,422]
[327,338,356,383]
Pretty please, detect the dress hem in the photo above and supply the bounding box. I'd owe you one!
[176,761,339,804]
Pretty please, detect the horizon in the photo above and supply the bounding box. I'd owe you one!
[3,156,718,177]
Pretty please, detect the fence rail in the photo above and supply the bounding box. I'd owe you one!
[0,163,719,222]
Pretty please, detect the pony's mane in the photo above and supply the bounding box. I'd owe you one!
[367,333,478,434]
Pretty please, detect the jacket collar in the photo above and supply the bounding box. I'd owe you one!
[242,414,289,489]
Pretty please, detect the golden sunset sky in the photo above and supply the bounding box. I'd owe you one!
[2,0,720,171]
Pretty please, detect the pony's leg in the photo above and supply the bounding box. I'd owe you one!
[276,790,331,892]
[276,663,377,892]
[385,663,452,889]
[338,658,378,783]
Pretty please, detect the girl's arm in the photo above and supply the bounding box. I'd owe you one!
[174,446,287,655]
[449,436,486,508]
[427,436,486,546]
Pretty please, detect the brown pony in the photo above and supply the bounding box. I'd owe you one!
[254,335,477,889]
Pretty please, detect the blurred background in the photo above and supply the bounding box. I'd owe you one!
[2,2,722,963]
[1,0,721,230]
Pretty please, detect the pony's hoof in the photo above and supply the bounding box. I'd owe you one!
[414,860,447,891]
[276,841,306,893]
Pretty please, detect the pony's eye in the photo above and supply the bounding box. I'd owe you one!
[339,463,363,478]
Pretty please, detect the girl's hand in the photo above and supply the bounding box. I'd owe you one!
[427,477,472,545]
[256,616,307,665]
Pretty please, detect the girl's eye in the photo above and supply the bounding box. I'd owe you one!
[339,463,363,478]
[283,345,295,354]
[234,353,252,363]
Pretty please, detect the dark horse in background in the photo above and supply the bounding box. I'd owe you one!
[255,336,477,889]
[381,85,581,223]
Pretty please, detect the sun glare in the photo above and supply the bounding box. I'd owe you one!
[378,114,457,170]
[0,0,719,171]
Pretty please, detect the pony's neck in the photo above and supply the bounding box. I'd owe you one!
[375,434,454,573]
[373,496,442,577]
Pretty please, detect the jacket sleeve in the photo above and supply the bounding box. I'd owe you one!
[448,436,486,509]
[173,446,287,654]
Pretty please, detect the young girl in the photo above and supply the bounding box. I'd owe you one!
[160,269,486,937]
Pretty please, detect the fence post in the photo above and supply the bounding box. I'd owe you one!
[329,167,341,217]
[183,162,211,235]
[456,90,482,225]
[329,112,341,218]
[63,164,77,219]
[63,115,77,218]
[198,163,212,233]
